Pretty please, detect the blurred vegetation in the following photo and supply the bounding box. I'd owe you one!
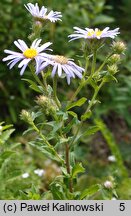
[0,0,131,199]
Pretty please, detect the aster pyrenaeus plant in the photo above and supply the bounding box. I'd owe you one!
[38,54,84,84]
[25,3,62,23]
[3,39,52,75]
[3,1,127,200]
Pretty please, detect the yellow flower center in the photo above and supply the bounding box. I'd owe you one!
[52,55,68,64]
[87,30,95,37]
[23,48,38,58]
[96,30,102,37]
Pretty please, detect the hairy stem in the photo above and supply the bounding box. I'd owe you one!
[71,80,105,146]
[94,52,113,76]
[30,65,47,94]
[91,50,97,76]
[69,78,90,103]
[32,123,64,164]
[65,143,73,193]
[53,75,61,108]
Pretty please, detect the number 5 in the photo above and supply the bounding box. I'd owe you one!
[119,203,125,211]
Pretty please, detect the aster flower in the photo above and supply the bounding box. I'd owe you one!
[38,54,84,84]
[22,173,29,178]
[68,27,120,41]
[34,169,45,177]
[25,3,62,23]
[3,39,52,75]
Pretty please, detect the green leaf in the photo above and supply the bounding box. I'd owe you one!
[71,163,85,178]
[82,126,99,138]
[89,79,98,90]
[81,111,92,121]
[94,118,128,177]
[0,151,15,167]
[56,110,68,121]
[63,117,79,133]
[50,181,67,200]
[29,139,59,162]
[45,121,63,133]
[68,111,78,118]
[2,124,13,131]
[80,184,101,200]
[93,15,114,25]
[67,97,87,110]
[47,85,53,96]
[22,79,41,93]
[0,129,15,144]
[103,74,117,83]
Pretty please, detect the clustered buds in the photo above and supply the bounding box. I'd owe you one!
[107,64,118,75]
[112,41,126,54]
[107,43,126,75]
[108,54,121,64]
[36,95,57,115]
[20,109,34,125]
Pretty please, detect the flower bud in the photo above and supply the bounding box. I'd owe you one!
[104,180,113,189]
[36,95,57,115]
[20,110,34,125]
[107,64,118,75]
[112,41,126,54]
[36,95,49,108]
[108,54,121,64]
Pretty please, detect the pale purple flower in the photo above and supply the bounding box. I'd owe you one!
[38,54,84,84]
[22,173,29,178]
[108,155,116,162]
[34,169,45,177]
[68,27,120,41]
[25,3,62,23]
[3,39,52,75]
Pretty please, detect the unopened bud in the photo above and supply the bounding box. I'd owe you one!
[36,95,57,114]
[112,41,126,54]
[104,180,113,189]
[108,54,121,64]
[107,64,118,75]
[36,95,49,108]
[20,110,33,125]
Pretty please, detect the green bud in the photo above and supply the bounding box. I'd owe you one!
[112,41,126,54]
[20,110,34,125]
[36,95,49,108]
[107,64,118,75]
[36,95,57,115]
[108,54,121,64]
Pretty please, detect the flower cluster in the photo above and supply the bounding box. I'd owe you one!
[3,3,120,84]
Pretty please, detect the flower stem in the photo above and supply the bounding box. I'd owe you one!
[65,143,73,193]
[91,49,97,76]
[32,122,64,164]
[70,80,105,146]
[29,65,47,94]
[94,52,113,76]
[69,78,90,103]
[53,75,61,108]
